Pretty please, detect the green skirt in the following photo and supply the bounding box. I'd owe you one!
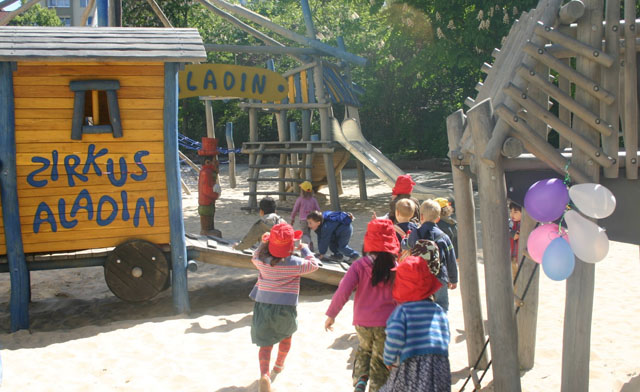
[251,302,298,347]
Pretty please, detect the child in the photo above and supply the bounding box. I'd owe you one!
[435,197,458,260]
[324,219,400,392]
[290,181,321,250]
[388,174,420,224]
[509,202,522,281]
[307,210,360,263]
[394,199,418,244]
[249,223,320,392]
[407,199,458,312]
[379,256,451,392]
[234,197,284,251]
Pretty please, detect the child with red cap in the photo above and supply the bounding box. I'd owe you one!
[379,256,451,392]
[388,175,420,224]
[324,218,400,392]
[250,223,321,392]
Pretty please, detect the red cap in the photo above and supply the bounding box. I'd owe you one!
[392,256,442,303]
[363,219,400,254]
[264,223,303,258]
[392,175,416,195]
[198,137,219,156]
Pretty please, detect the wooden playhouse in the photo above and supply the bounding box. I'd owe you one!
[0,26,206,331]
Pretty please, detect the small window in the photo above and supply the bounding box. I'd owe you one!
[59,17,71,26]
[70,80,122,140]
[80,0,89,7]
[86,16,93,26]
[47,0,70,8]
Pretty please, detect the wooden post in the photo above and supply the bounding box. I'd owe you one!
[276,111,288,201]
[313,61,340,210]
[623,0,638,179]
[558,0,586,25]
[205,99,215,138]
[0,61,29,331]
[163,62,189,314]
[289,121,300,193]
[446,109,487,369]
[601,0,620,178]
[515,211,540,370]
[81,0,96,26]
[558,59,572,150]
[468,98,520,391]
[561,1,601,390]
[248,108,258,209]
[145,0,172,27]
[225,122,236,188]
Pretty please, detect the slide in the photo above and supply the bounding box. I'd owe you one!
[332,118,452,200]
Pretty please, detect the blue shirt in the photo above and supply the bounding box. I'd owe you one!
[407,222,458,283]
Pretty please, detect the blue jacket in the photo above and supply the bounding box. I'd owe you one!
[314,211,352,255]
[408,222,458,284]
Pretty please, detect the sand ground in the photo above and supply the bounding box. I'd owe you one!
[0,163,638,391]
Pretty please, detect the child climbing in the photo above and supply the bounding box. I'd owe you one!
[407,199,458,312]
[290,181,321,250]
[379,256,451,392]
[233,197,284,251]
[435,197,459,261]
[249,223,321,392]
[307,210,360,263]
[324,218,399,392]
[197,137,222,237]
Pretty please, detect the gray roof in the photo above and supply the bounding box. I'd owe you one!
[0,26,206,62]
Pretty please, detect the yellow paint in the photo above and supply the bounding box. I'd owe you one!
[300,70,309,103]
[0,61,172,256]
[178,63,288,100]
[288,75,295,102]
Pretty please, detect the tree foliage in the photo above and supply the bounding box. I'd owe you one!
[121,0,541,158]
[9,4,63,26]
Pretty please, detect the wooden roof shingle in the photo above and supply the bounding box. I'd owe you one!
[0,26,206,62]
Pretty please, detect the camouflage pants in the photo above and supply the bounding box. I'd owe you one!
[354,326,390,392]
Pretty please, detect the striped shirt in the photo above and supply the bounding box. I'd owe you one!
[249,247,320,306]
[383,300,450,366]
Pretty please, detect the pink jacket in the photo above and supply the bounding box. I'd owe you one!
[325,255,397,327]
[290,196,321,223]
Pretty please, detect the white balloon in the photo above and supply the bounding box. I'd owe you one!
[564,210,610,263]
[568,183,616,219]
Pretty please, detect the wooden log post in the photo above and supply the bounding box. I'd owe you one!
[558,0,586,25]
[468,98,520,391]
[289,121,300,192]
[247,108,259,209]
[561,1,602,390]
[557,59,572,150]
[275,111,288,201]
[0,61,29,331]
[164,62,189,314]
[446,109,487,370]
[601,0,620,178]
[225,122,236,188]
[623,0,638,179]
[145,0,172,27]
[515,211,540,370]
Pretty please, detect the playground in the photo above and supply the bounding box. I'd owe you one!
[0,164,638,391]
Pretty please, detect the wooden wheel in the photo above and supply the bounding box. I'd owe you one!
[104,239,170,302]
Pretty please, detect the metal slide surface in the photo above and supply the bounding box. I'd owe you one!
[332,118,451,200]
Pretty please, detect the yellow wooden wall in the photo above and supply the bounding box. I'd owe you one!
[0,61,171,254]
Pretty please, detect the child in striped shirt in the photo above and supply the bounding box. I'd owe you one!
[380,256,451,392]
[250,223,320,392]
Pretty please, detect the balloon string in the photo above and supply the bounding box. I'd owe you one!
[563,159,572,186]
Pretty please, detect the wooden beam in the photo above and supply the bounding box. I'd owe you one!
[523,42,615,105]
[145,0,173,28]
[601,0,621,178]
[204,43,318,56]
[557,58,572,150]
[163,62,190,314]
[225,122,237,188]
[561,1,601,390]
[446,109,487,370]
[623,0,638,179]
[558,0,585,25]
[239,102,331,110]
[468,98,521,391]
[202,0,366,66]
[0,0,41,26]
[80,0,96,26]
[504,83,614,168]
[534,22,615,68]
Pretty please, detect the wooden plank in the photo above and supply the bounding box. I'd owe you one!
[16,179,167,197]
[14,64,165,76]
[561,1,601,390]
[13,75,164,87]
[14,98,164,110]
[15,152,165,165]
[14,129,164,143]
[15,189,168,207]
[164,62,190,313]
[21,225,169,244]
[22,233,170,254]
[0,41,203,51]
[0,37,200,45]
[15,118,164,131]
[601,0,621,178]
[15,208,169,225]
[15,140,164,154]
[446,109,487,370]
[468,98,520,391]
[16,162,167,175]
[0,61,29,331]
[13,85,165,99]
[534,22,614,68]
[0,51,205,63]
[623,0,638,179]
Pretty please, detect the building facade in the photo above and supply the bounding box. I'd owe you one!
[40,0,95,26]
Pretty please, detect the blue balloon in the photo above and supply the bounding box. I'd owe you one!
[542,237,575,281]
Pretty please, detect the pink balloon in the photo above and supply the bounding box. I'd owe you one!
[527,224,568,263]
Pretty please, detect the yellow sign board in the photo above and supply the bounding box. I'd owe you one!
[179,64,288,101]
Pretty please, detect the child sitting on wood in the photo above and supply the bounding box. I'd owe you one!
[234,197,284,251]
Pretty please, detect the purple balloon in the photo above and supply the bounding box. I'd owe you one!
[524,178,569,222]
